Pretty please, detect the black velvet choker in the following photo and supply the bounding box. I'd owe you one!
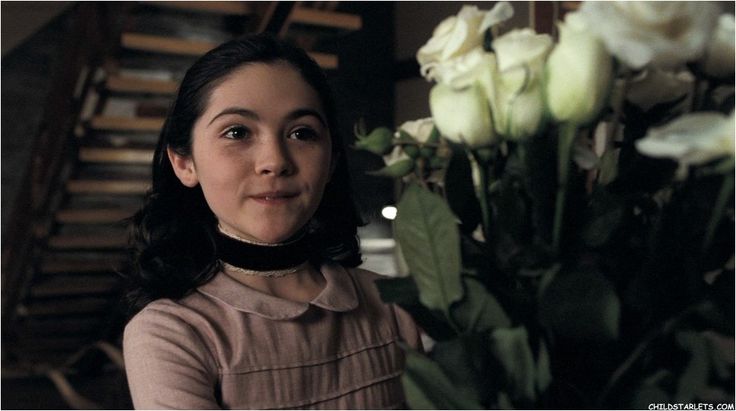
[214,225,310,272]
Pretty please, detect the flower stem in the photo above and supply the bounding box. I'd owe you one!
[701,173,734,255]
[471,148,493,241]
[608,70,632,149]
[597,303,706,407]
[552,123,577,255]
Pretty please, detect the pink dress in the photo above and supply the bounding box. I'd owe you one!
[123,263,422,409]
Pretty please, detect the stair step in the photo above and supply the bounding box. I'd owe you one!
[307,52,338,70]
[147,1,253,15]
[106,75,178,95]
[11,335,91,352]
[41,256,127,274]
[20,297,113,317]
[79,147,154,164]
[56,208,136,224]
[121,32,338,69]
[290,7,362,31]
[122,32,215,56]
[18,317,103,336]
[66,179,149,195]
[90,115,165,132]
[30,275,121,298]
[48,233,127,250]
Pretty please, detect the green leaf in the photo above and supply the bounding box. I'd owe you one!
[431,335,495,406]
[488,326,537,405]
[397,129,416,144]
[419,126,441,159]
[444,144,481,234]
[354,126,394,155]
[375,276,419,306]
[538,267,621,342]
[375,277,458,341]
[451,276,511,333]
[582,190,625,248]
[368,158,415,178]
[402,348,483,409]
[536,339,552,395]
[395,184,463,315]
[397,130,421,158]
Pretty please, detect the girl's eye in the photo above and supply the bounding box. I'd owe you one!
[223,126,250,140]
[288,127,319,141]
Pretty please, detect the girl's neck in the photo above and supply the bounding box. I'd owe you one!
[223,262,326,303]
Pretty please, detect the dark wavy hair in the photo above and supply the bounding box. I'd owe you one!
[124,34,364,315]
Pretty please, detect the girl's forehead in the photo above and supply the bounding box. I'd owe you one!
[201,62,324,118]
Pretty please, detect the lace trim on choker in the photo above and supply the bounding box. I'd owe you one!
[220,261,310,278]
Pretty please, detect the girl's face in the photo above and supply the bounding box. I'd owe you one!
[169,62,333,244]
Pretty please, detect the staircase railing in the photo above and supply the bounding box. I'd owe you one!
[1,2,119,348]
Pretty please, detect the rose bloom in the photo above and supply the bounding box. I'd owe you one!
[383,118,436,167]
[635,111,735,179]
[487,28,553,140]
[417,2,513,82]
[579,1,719,69]
[701,13,735,79]
[545,12,612,125]
[425,46,497,147]
[619,69,694,113]
[430,81,495,147]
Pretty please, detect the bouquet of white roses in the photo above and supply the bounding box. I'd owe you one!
[356,2,734,408]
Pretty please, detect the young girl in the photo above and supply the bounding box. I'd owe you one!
[122,34,422,409]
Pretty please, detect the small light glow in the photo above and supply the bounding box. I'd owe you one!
[381,206,397,220]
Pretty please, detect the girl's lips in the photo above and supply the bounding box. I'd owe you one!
[250,191,299,204]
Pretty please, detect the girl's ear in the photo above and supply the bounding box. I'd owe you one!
[167,147,199,187]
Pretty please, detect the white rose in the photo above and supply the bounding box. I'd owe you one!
[620,69,694,113]
[546,11,613,125]
[579,1,719,69]
[383,118,436,165]
[417,2,513,81]
[431,47,496,88]
[485,29,553,140]
[701,14,735,79]
[494,88,547,141]
[492,28,552,74]
[397,118,435,142]
[635,111,735,178]
[430,82,495,147]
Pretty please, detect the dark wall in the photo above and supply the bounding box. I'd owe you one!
[328,2,396,225]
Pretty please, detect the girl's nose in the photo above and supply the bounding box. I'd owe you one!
[254,138,295,176]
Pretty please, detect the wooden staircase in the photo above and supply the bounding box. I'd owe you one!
[4,1,362,407]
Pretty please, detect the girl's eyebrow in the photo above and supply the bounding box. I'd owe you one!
[287,108,327,127]
[207,107,327,127]
[208,107,258,126]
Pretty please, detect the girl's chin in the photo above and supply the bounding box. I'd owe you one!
[236,225,306,245]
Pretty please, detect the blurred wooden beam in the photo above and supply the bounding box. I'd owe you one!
[287,7,362,31]
[66,179,149,195]
[90,115,165,132]
[121,32,215,56]
[146,1,253,15]
[106,75,178,95]
[79,147,154,164]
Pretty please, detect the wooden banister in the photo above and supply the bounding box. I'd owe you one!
[1,2,120,346]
